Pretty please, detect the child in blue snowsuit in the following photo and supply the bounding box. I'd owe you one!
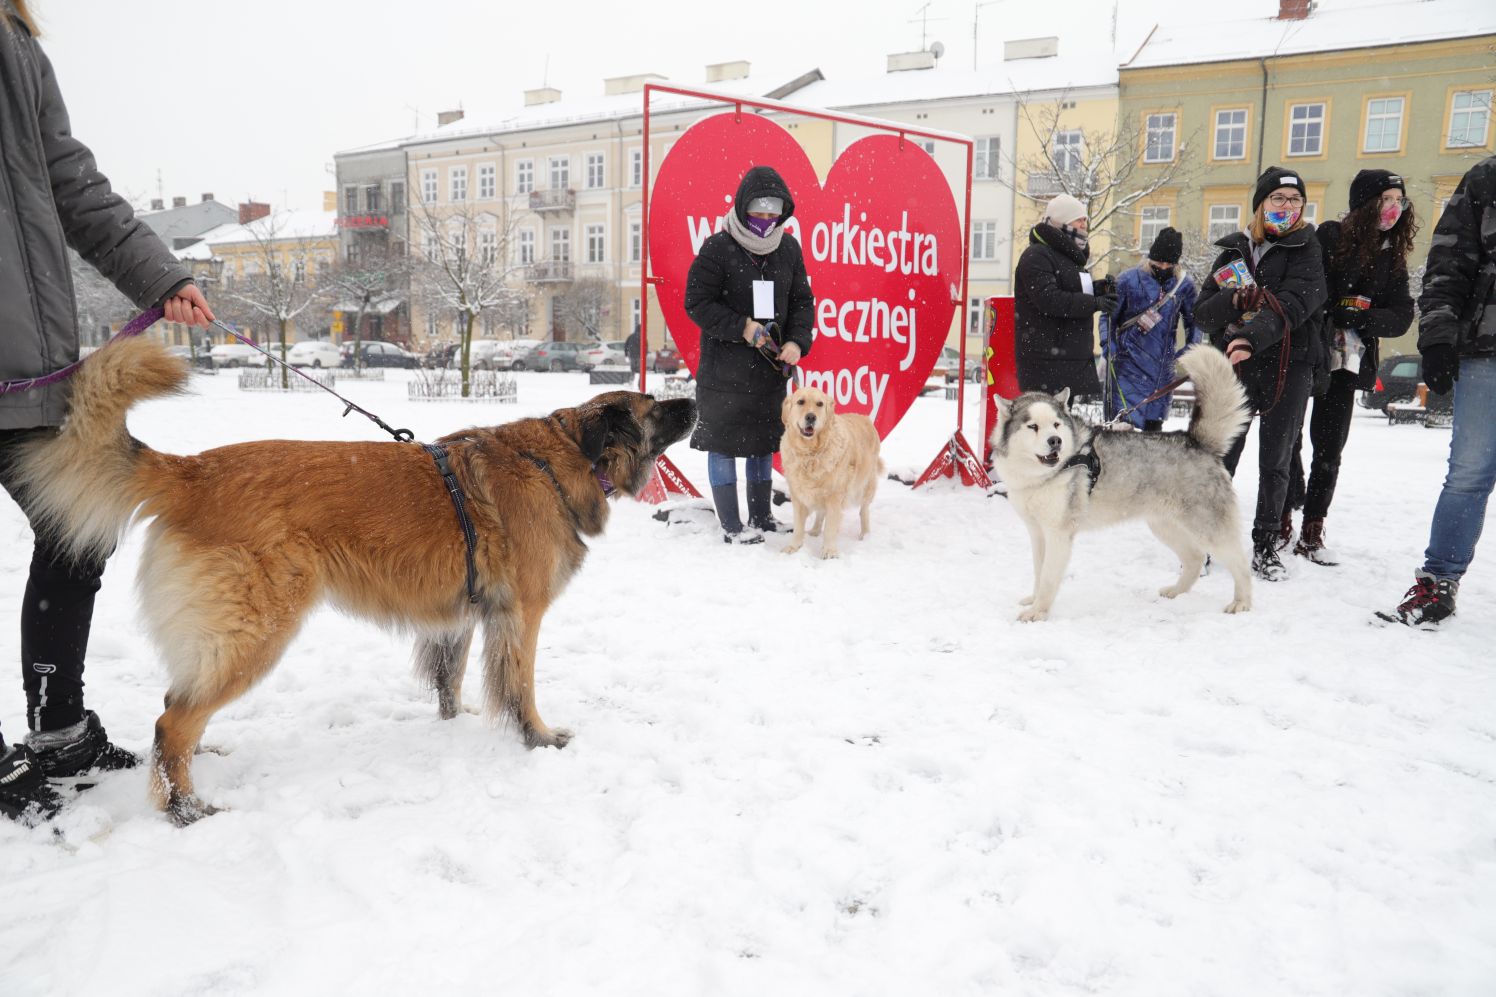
[1099,227,1200,431]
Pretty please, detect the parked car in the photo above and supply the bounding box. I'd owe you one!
[938,345,982,383]
[470,339,542,370]
[209,342,266,368]
[514,341,588,371]
[1359,354,1423,412]
[649,345,684,373]
[579,341,628,370]
[340,340,420,368]
[164,344,215,371]
[422,343,461,368]
[286,341,342,368]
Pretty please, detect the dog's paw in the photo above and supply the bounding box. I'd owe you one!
[1017,608,1049,623]
[1018,594,1035,606]
[165,794,220,827]
[1223,599,1252,614]
[820,548,841,560]
[783,542,802,555]
[1159,585,1186,599]
[525,725,573,750]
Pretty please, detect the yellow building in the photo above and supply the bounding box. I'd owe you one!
[196,208,340,344]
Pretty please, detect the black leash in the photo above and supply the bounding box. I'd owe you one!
[422,443,481,605]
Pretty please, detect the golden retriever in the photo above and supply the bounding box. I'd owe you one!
[778,386,883,559]
[12,337,696,823]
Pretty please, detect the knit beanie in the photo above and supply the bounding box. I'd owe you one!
[1252,166,1307,211]
[1348,169,1404,212]
[1042,193,1087,227]
[1147,226,1183,264]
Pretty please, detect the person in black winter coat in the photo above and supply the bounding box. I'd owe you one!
[1195,166,1328,581]
[0,0,216,824]
[684,165,814,543]
[1284,170,1416,565]
[1015,193,1116,400]
[623,323,641,380]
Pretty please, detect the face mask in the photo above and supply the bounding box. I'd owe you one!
[1061,223,1088,251]
[1263,208,1300,237]
[745,216,778,239]
[1150,265,1173,283]
[1378,203,1403,231]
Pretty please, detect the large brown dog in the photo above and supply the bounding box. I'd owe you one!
[779,386,883,559]
[12,337,695,823]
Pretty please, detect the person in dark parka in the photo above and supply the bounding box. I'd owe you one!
[1284,170,1416,565]
[685,165,814,543]
[1014,193,1116,400]
[1195,166,1328,582]
[0,0,216,823]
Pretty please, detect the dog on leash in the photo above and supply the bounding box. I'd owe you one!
[990,344,1253,621]
[10,337,696,823]
[778,385,883,559]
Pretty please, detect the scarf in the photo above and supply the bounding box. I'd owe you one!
[724,208,785,256]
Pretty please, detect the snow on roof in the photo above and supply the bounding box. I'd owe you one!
[792,54,1117,112]
[172,240,216,262]
[1124,0,1496,69]
[200,210,338,247]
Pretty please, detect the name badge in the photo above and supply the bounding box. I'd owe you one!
[752,280,775,320]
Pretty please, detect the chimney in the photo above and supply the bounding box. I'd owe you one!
[201,192,215,202]
[705,60,750,83]
[604,72,667,96]
[887,50,936,73]
[172,196,187,208]
[1277,0,1312,19]
[437,108,465,127]
[524,86,562,106]
[1005,36,1060,61]
[149,198,165,211]
[238,201,270,225]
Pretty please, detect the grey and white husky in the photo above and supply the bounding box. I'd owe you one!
[991,345,1253,621]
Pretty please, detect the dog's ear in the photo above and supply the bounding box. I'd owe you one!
[579,401,642,463]
[1054,387,1072,409]
[781,391,798,427]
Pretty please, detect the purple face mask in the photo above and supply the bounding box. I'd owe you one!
[746,215,779,238]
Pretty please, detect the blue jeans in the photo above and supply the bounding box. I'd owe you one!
[707,452,772,487]
[1424,355,1496,580]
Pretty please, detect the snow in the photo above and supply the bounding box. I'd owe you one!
[2,368,1494,995]
[794,56,1118,115]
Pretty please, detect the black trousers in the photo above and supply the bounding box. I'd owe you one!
[1223,362,1314,534]
[1286,369,1359,520]
[0,428,109,743]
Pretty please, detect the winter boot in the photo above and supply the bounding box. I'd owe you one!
[746,480,779,533]
[0,744,63,825]
[1292,518,1339,566]
[1275,509,1296,552]
[25,711,139,785]
[1251,528,1289,582]
[1374,571,1458,629]
[711,485,763,545]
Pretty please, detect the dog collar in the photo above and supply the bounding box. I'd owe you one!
[594,465,616,497]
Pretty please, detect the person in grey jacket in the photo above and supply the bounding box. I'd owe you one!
[0,0,215,823]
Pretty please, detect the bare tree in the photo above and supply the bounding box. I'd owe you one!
[1004,92,1204,270]
[409,187,532,397]
[320,246,409,374]
[552,277,612,344]
[227,212,334,387]
[68,249,134,347]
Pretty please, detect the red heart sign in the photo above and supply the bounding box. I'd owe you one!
[648,112,962,440]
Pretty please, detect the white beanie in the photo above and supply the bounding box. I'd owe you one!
[1042,193,1087,227]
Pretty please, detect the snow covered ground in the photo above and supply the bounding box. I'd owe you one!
[1,367,1493,996]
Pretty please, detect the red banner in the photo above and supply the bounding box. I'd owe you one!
[648,112,961,440]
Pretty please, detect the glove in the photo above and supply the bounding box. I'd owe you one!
[1093,275,1118,298]
[1233,285,1266,313]
[1422,343,1459,396]
[1333,303,1370,330]
[1093,293,1119,315]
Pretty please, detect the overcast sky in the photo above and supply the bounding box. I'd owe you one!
[36,0,1346,213]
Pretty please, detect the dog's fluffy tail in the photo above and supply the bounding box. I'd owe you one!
[11,337,188,560]
[1178,344,1251,458]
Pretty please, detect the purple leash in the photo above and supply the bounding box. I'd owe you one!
[0,307,164,395]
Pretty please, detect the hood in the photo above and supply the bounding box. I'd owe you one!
[733,166,796,227]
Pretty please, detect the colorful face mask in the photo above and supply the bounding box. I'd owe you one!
[1263,208,1300,237]
[1378,203,1403,231]
[745,216,778,238]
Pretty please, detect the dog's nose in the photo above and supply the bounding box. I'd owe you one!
[804,413,816,425]
[1046,435,1062,449]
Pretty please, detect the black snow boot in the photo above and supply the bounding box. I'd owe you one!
[1275,509,1296,552]
[1374,572,1458,629]
[0,743,62,825]
[712,485,763,545]
[26,711,139,783]
[1292,518,1339,566]
[1251,528,1288,582]
[746,480,779,533]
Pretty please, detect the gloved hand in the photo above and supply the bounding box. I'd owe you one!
[1422,343,1459,396]
[1093,275,1118,298]
[1233,285,1266,313]
[1333,303,1370,330]
[1093,292,1119,315]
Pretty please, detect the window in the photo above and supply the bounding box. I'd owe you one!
[1363,97,1404,153]
[1303,201,1318,227]
[478,163,496,199]
[293,259,306,283]
[1144,112,1176,163]
[1214,108,1248,160]
[968,297,984,336]
[516,159,534,194]
[970,221,997,261]
[517,229,535,265]
[343,186,358,214]
[629,220,642,263]
[920,139,936,156]
[1207,204,1241,242]
[1448,90,1492,148]
[1288,103,1325,157]
[550,227,570,262]
[631,298,641,334]
[1054,130,1083,174]
[390,181,405,215]
[974,137,999,180]
[629,149,643,187]
[421,168,438,204]
[1139,206,1171,247]
[479,229,497,266]
[585,152,605,190]
[549,155,569,190]
[426,312,439,339]
[585,223,605,264]
[449,166,468,202]
[364,185,381,212]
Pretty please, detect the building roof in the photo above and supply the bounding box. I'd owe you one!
[199,210,338,248]
[792,54,1118,112]
[138,199,239,246]
[1123,0,1496,69]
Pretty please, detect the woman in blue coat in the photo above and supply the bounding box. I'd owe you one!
[1099,228,1200,431]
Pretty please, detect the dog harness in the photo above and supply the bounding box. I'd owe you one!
[422,444,481,605]
[1060,436,1102,493]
